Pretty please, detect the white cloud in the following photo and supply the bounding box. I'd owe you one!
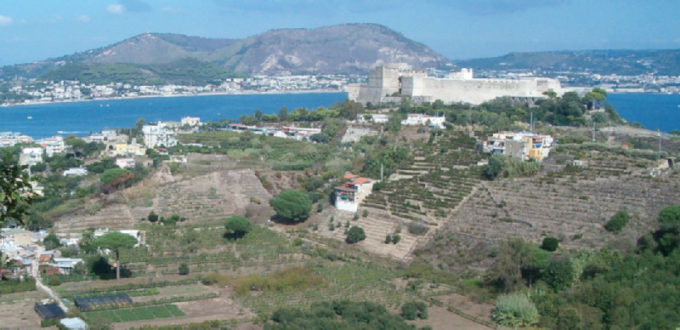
[77,14,91,22]
[161,6,181,14]
[0,14,13,26]
[107,3,126,14]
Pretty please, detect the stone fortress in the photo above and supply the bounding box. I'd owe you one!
[347,63,562,105]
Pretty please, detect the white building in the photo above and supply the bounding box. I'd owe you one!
[181,116,201,127]
[401,113,446,129]
[19,147,44,167]
[63,167,88,177]
[115,158,136,169]
[37,136,65,157]
[483,131,554,161]
[142,122,178,148]
[334,173,375,212]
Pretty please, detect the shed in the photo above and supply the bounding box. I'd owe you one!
[60,317,88,330]
[34,303,65,320]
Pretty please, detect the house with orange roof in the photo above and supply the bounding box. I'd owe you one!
[334,173,375,212]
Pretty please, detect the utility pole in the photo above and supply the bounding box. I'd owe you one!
[380,163,384,182]
[592,121,596,142]
[658,129,662,160]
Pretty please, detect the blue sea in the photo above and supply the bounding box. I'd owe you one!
[1,92,678,138]
[607,93,680,133]
[0,92,347,139]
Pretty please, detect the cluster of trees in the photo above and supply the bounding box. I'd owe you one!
[266,300,422,330]
[482,155,541,180]
[238,100,364,126]
[146,211,186,226]
[488,205,680,329]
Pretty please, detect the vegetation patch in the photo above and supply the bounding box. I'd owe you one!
[203,266,326,296]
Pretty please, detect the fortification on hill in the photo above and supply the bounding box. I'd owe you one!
[347,63,562,105]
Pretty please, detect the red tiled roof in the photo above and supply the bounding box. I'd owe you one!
[343,173,357,180]
[351,177,370,185]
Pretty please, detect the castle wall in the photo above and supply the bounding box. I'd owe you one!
[401,76,561,105]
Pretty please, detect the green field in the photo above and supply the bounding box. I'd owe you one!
[84,304,184,324]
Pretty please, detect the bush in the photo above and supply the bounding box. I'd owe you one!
[147,211,159,223]
[224,216,252,239]
[346,226,366,244]
[492,293,538,328]
[392,234,401,244]
[408,221,429,235]
[270,190,312,223]
[385,234,392,244]
[541,237,559,251]
[605,210,629,234]
[48,276,62,286]
[401,301,428,320]
[178,263,190,275]
[43,233,62,250]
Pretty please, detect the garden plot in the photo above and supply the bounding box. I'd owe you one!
[0,290,44,329]
[314,208,419,260]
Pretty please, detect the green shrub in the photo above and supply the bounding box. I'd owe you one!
[541,237,559,251]
[605,210,629,234]
[270,190,312,223]
[401,301,428,320]
[408,221,428,235]
[346,226,366,244]
[492,293,538,328]
[392,234,401,244]
[385,234,392,244]
[178,263,189,275]
[224,216,252,239]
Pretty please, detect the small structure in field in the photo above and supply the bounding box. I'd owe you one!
[334,173,375,212]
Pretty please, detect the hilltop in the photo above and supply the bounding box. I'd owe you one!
[457,49,680,76]
[0,23,452,83]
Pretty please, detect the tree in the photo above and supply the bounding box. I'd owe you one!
[224,216,252,239]
[147,211,159,223]
[346,226,366,244]
[254,109,263,121]
[178,263,190,275]
[43,233,62,250]
[0,152,34,227]
[541,237,559,251]
[270,190,312,223]
[605,210,629,234]
[278,106,288,121]
[93,232,137,281]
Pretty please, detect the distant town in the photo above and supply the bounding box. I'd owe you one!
[1,67,679,107]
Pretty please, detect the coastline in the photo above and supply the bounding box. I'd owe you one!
[0,88,347,109]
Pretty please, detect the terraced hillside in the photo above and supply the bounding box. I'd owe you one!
[54,157,272,233]
[315,131,484,261]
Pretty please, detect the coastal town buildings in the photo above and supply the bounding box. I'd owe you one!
[142,122,178,148]
[0,132,33,147]
[19,147,44,167]
[483,131,554,161]
[334,173,375,212]
[37,136,65,157]
[347,63,562,105]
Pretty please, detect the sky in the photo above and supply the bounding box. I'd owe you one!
[0,0,679,66]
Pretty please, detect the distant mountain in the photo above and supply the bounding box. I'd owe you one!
[0,23,452,83]
[456,49,680,76]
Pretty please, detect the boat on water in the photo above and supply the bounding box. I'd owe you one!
[27,116,32,119]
